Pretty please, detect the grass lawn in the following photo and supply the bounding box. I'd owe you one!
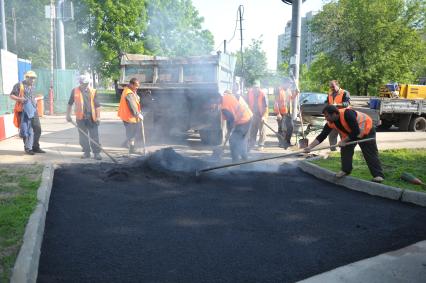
[311,148,426,192]
[0,165,43,282]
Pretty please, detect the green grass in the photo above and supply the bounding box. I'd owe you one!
[0,165,42,282]
[311,148,426,192]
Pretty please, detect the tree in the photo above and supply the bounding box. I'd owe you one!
[309,0,426,95]
[68,0,147,79]
[144,0,214,56]
[4,0,50,68]
[235,38,268,86]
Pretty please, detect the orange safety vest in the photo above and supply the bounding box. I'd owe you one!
[13,83,25,128]
[73,87,97,121]
[327,108,373,140]
[274,88,288,115]
[248,88,268,117]
[327,88,347,106]
[118,87,141,123]
[222,93,252,125]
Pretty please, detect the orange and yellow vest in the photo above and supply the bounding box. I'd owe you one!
[73,87,97,121]
[118,87,141,123]
[327,88,347,106]
[222,93,252,125]
[274,88,288,115]
[248,88,268,118]
[13,83,25,128]
[327,109,373,140]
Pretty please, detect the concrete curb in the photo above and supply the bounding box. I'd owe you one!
[298,160,426,207]
[298,240,426,283]
[11,164,55,283]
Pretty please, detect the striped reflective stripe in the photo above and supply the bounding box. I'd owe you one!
[357,112,367,137]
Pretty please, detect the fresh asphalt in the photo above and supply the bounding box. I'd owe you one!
[37,163,426,283]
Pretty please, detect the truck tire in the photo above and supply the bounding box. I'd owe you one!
[408,116,426,132]
[199,129,223,146]
[378,120,393,130]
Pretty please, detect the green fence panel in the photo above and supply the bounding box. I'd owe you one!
[33,69,78,114]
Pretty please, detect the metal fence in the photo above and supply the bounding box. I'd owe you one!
[0,69,78,115]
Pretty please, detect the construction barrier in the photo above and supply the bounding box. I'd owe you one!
[0,113,18,141]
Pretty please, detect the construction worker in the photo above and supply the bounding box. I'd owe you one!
[10,70,45,155]
[274,81,293,148]
[304,105,384,183]
[327,80,351,151]
[221,90,253,162]
[247,80,268,150]
[117,77,144,154]
[66,75,102,160]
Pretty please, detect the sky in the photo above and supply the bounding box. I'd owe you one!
[191,0,326,70]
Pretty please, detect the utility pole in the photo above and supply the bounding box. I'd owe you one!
[57,0,65,69]
[0,0,7,50]
[49,0,55,114]
[238,5,244,90]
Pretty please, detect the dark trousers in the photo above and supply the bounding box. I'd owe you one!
[340,128,384,178]
[277,114,293,145]
[123,122,141,145]
[31,114,42,150]
[76,119,100,154]
[230,120,251,162]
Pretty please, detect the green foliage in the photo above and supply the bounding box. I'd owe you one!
[4,0,51,68]
[309,0,426,95]
[144,0,214,56]
[0,165,42,282]
[312,148,426,192]
[70,0,147,79]
[235,38,268,86]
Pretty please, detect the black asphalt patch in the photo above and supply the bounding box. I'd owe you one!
[38,158,426,283]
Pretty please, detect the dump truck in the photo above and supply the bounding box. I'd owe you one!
[369,83,426,131]
[117,53,236,145]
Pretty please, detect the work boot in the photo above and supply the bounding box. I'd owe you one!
[25,149,35,155]
[81,152,90,159]
[94,153,102,160]
[258,145,265,151]
[129,144,137,154]
[33,148,46,153]
[372,176,384,183]
[335,171,348,178]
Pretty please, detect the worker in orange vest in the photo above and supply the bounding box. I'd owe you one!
[117,77,144,154]
[273,80,293,148]
[66,75,102,160]
[10,70,45,155]
[304,105,384,183]
[247,80,268,151]
[327,80,351,151]
[221,90,253,162]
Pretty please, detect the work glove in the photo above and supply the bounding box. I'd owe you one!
[276,114,282,120]
[66,115,72,123]
[138,113,144,121]
[95,119,100,126]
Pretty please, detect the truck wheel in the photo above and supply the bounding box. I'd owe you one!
[199,129,223,146]
[408,116,426,132]
[378,120,392,130]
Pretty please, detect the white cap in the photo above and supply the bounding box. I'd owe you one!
[79,74,90,84]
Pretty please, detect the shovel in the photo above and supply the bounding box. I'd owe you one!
[69,120,118,164]
[298,101,309,149]
[211,127,234,160]
[140,118,147,155]
[262,120,287,143]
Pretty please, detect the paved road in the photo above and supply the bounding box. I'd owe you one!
[37,160,426,283]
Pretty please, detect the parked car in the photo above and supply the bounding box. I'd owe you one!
[299,92,327,132]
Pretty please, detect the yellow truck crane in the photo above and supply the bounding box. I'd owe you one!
[370,83,426,131]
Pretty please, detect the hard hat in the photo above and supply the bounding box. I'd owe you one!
[24,70,37,78]
[79,74,90,84]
